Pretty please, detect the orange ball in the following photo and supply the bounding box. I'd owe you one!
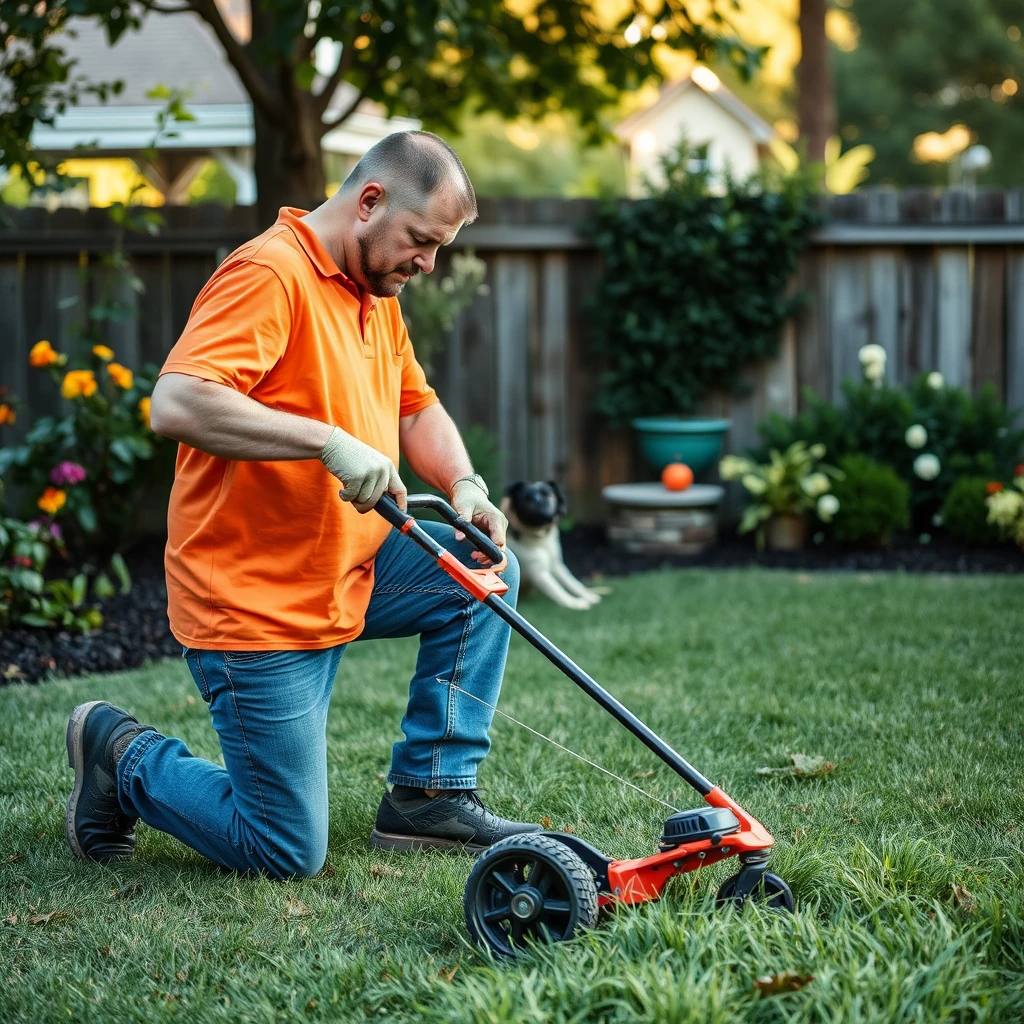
[661,462,694,491]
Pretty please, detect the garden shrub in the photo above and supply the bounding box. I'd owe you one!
[585,141,822,424]
[756,375,1024,529]
[940,477,1003,546]
[830,454,910,546]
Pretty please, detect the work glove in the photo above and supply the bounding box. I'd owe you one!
[319,425,407,514]
[449,478,508,565]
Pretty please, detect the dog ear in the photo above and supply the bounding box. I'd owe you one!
[548,480,568,517]
[504,480,526,499]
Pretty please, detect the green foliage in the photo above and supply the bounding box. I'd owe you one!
[0,511,115,633]
[834,0,1024,187]
[719,441,842,547]
[398,251,488,376]
[756,375,1024,529]
[941,476,1004,545]
[585,142,822,424]
[830,454,911,546]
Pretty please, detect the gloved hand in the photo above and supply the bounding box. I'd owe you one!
[319,425,407,514]
[450,478,508,565]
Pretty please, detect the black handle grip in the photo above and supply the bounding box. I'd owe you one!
[375,493,505,565]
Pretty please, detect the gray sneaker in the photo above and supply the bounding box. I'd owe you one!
[371,788,541,855]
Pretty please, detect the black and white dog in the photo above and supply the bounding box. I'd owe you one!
[501,481,602,611]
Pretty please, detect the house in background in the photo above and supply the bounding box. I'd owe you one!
[24,7,419,208]
[614,66,774,195]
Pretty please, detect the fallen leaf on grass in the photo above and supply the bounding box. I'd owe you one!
[563,825,575,834]
[438,966,459,983]
[753,971,814,996]
[953,884,976,915]
[369,863,403,879]
[540,816,552,829]
[28,910,66,925]
[4,853,23,864]
[284,897,310,918]
[305,997,318,1011]
[3,914,16,926]
[757,754,836,780]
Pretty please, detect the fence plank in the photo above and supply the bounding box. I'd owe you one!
[935,249,973,388]
[899,250,937,380]
[829,252,869,399]
[0,257,27,446]
[493,254,534,484]
[1007,253,1024,422]
[530,252,569,482]
[972,248,1006,396]
[795,248,830,403]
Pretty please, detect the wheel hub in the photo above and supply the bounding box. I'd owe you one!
[510,887,542,921]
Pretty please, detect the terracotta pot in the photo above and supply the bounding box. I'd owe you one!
[766,514,808,552]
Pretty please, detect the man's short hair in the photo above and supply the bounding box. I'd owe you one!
[341,131,477,223]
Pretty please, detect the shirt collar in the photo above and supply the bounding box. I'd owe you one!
[275,207,375,313]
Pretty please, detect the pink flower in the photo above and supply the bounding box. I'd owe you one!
[50,461,86,486]
[49,522,62,540]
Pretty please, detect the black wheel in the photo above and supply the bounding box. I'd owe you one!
[717,870,795,912]
[464,832,599,958]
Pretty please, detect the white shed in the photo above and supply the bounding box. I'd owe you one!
[614,67,773,195]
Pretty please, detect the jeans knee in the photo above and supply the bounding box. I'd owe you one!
[252,827,327,880]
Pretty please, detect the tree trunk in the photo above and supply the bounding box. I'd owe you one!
[797,0,835,163]
[252,100,326,226]
[249,8,326,227]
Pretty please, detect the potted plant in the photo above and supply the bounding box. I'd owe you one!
[719,442,842,551]
[585,140,821,475]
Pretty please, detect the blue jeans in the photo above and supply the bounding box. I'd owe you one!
[116,521,520,878]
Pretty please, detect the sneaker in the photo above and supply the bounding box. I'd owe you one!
[65,701,155,864]
[370,787,541,855]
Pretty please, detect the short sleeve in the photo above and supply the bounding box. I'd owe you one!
[395,305,439,418]
[159,261,291,396]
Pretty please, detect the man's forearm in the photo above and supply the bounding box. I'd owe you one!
[150,372,334,461]
[399,402,474,494]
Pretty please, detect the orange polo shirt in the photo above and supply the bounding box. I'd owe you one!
[159,207,438,649]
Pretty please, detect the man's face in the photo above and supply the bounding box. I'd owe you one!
[354,190,465,298]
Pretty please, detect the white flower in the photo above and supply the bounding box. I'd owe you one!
[817,494,840,520]
[801,472,831,498]
[913,453,941,480]
[905,424,928,449]
[927,371,944,389]
[932,513,944,527]
[440,278,456,293]
[858,344,887,366]
[864,360,885,381]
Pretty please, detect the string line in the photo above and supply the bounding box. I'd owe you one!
[449,682,680,813]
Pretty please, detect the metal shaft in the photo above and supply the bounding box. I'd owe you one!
[484,594,713,797]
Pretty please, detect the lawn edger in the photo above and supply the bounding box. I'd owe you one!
[376,493,794,958]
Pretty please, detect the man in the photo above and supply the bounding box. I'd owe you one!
[64,131,540,878]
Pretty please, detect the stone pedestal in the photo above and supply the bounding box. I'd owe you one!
[602,483,725,555]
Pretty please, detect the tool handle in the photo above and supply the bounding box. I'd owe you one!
[375,493,506,566]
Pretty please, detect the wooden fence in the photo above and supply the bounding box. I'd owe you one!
[2,190,1024,522]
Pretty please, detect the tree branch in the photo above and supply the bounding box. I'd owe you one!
[313,39,355,118]
[188,0,287,126]
[140,1,194,13]
[320,62,381,133]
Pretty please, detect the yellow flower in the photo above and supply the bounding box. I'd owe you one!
[0,404,15,425]
[61,369,98,399]
[92,345,115,361]
[107,362,134,389]
[138,396,151,428]
[29,339,60,368]
[37,487,67,515]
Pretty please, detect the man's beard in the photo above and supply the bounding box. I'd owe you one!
[357,226,417,297]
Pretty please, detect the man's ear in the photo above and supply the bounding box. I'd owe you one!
[548,480,568,517]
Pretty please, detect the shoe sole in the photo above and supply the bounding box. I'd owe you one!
[65,700,105,861]
[370,829,489,857]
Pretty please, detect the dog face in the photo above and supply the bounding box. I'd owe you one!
[504,480,568,528]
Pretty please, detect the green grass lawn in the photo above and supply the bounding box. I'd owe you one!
[2,569,1023,1023]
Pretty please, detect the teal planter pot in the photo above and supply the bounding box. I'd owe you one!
[631,418,731,474]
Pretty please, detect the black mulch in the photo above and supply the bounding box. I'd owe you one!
[2,529,1022,685]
